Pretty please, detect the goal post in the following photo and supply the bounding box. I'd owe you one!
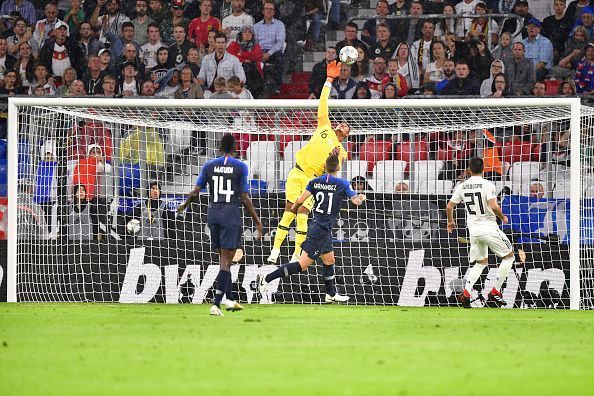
[5,96,591,309]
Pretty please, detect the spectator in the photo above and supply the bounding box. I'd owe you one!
[362,0,395,47]
[0,0,36,28]
[394,42,419,90]
[542,0,573,64]
[530,181,545,198]
[566,0,591,21]
[150,46,171,80]
[350,176,372,193]
[365,56,388,98]
[38,20,83,79]
[14,41,35,89]
[147,0,172,25]
[155,68,180,98]
[467,2,499,44]
[421,81,438,95]
[253,0,285,94]
[100,74,117,96]
[390,0,411,15]
[226,25,264,98]
[216,0,233,20]
[382,58,408,96]
[335,22,366,55]
[118,61,142,97]
[302,0,325,51]
[98,48,114,74]
[0,37,14,73]
[489,72,512,97]
[501,0,532,40]
[331,63,357,99]
[120,126,165,180]
[168,23,196,67]
[368,22,399,62]
[205,75,232,98]
[56,67,77,95]
[32,2,64,49]
[558,80,576,96]
[161,0,190,46]
[466,39,494,81]
[197,31,245,93]
[0,69,24,94]
[188,0,221,47]
[140,79,156,96]
[572,7,594,38]
[490,30,513,63]
[435,4,464,41]
[29,63,56,95]
[186,47,201,77]
[308,46,336,98]
[381,82,399,98]
[227,75,253,98]
[76,21,103,62]
[136,181,172,240]
[222,0,255,42]
[394,181,409,193]
[101,20,141,61]
[437,130,474,180]
[131,0,154,46]
[505,42,536,95]
[7,17,39,58]
[176,64,204,98]
[401,1,424,45]
[574,42,594,94]
[522,18,553,81]
[91,0,130,39]
[141,23,164,71]
[115,43,145,77]
[352,81,371,98]
[558,25,589,71]
[436,57,455,92]
[33,84,46,96]
[63,0,84,31]
[68,79,86,96]
[532,80,546,95]
[480,59,505,97]
[82,55,106,95]
[350,45,370,82]
[63,184,94,240]
[411,20,435,86]
[424,41,447,84]
[455,0,480,36]
[444,31,463,61]
[440,60,480,95]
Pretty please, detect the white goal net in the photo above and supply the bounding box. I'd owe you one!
[5,97,594,309]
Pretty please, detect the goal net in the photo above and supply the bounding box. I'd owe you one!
[5,97,594,309]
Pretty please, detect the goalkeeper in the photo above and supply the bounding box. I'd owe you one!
[267,60,350,264]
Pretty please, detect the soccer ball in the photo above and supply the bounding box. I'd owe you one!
[127,218,141,235]
[339,46,358,65]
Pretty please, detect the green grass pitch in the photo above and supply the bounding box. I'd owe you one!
[1,304,594,395]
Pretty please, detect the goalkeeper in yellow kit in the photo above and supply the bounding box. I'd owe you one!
[267,60,350,264]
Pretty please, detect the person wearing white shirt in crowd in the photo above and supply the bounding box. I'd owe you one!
[364,57,388,99]
[227,75,253,98]
[141,23,164,70]
[32,2,64,48]
[197,31,246,93]
[222,0,254,42]
[410,20,434,85]
[91,0,130,40]
[455,0,480,36]
[7,17,39,57]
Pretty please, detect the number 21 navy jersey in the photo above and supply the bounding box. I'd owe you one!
[306,174,357,229]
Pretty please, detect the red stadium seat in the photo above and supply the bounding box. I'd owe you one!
[501,141,533,164]
[531,143,541,161]
[359,140,392,172]
[395,140,429,161]
[545,80,561,96]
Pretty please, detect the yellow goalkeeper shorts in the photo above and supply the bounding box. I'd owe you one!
[285,166,315,211]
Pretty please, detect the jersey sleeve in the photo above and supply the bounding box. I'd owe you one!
[196,162,209,189]
[305,179,316,194]
[343,179,358,199]
[485,181,497,200]
[450,184,463,204]
[239,162,250,193]
[317,82,332,129]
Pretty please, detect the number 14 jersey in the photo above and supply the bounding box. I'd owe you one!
[450,175,498,236]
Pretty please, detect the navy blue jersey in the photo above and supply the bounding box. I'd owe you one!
[306,174,357,228]
[196,155,249,206]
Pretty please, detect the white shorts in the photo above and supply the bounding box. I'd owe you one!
[468,229,513,262]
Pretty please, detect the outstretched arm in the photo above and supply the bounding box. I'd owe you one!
[240,192,263,239]
[290,190,313,213]
[317,60,342,127]
[446,200,456,233]
[488,198,508,224]
[350,193,366,206]
[177,186,201,213]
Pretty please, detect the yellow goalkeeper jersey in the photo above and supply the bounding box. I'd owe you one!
[294,83,347,178]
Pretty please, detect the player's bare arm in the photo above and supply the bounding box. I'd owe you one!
[178,186,202,213]
[290,190,313,213]
[487,198,508,224]
[240,192,263,239]
[446,200,457,233]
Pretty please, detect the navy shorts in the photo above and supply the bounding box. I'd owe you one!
[208,205,242,251]
[301,223,333,260]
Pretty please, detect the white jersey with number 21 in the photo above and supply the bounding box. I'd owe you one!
[450,175,498,236]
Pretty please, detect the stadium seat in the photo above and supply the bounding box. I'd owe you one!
[283,140,308,163]
[244,159,276,186]
[394,140,429,164]
[372,160,407,192]
[246,141,277,163]
[345,160,368,181]
[359,140,392,172]
[509,161,542,195]
[34,160,57,204]
[501,141,533,164]
[119,163,141,197]
[415,180,454,195]
[0,159,6,196]
[0,139,6,159]
[249,179,268,194]
[411,160,445,182]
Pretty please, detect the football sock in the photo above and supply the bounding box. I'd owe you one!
[464,262,487,293]
[213,269,231,307]
[265,261,302,282]
[225,274,233,301]
[495,256,515,292]
[294,213,309,256]
[322,264,337,297]
[273,211,296,250]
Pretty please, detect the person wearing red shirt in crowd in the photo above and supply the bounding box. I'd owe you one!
[226,25,264,97]
[187,0,221,47]
[381,58,409,97]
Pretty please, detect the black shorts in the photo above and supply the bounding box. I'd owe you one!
[301,223,333,260]
[209,222,242,251]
